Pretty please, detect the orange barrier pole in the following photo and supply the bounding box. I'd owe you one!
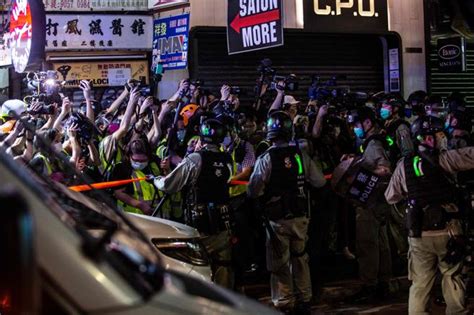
[69,177,147,192]
[70,174,333,192]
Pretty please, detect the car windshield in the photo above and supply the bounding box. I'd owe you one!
[0,145,164,299]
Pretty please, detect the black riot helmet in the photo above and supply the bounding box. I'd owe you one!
[266,110,293,141]
[199,118,227,145]
[346,106,376,125]
[411,115,444,139]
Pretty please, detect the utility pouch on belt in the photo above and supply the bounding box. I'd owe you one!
[407,201,448,238]
[190,204,232,236]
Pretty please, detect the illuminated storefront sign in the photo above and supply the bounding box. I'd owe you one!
[46,14,152,51]
[304,0,388,34]
[9,0,46,73]
[52,60,149,88]
[44,0,148,11]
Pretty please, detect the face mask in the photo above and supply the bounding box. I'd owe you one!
[177,129,186,142]
[380,108,391,120]
[131,160,148,171]
[334,126,341,138]
[353,127,365,139]
[108,123,120,135]
[223,135,232,147]
[404,108,412,118]
[444,121,454,135]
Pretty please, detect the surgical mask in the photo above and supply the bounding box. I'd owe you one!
[444,121,454,135]
[177,129,186,142]
[131,160,148,171]
[353,127,365,139]
[404,108,412,119]
[107,123,120,135]
[223,135,232,147]
[380,108,391,120]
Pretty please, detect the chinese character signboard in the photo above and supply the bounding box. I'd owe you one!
[9,0,46,73]
[45,15,152,51]
[227,0,284,55]
[148,0,188,10]
[304,0,388,34]
[44,0,148,11]
[52,60,149,88]
[152,13,189,71]
[437,37,466,73]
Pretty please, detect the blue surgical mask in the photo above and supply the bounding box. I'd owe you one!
[444,121,454,135]
[404,108,412,118]
[353,127,365,139]
[223,135,232,147]
[131,160,148,171]
[380,108,391,120]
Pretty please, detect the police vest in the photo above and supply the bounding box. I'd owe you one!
[229,139,248,198]
[118,162,160,215]
[385,119,410,163]
[186,150,232,235]
[404,154,455,208]
[264,146,307,220]
[359,134,388,155]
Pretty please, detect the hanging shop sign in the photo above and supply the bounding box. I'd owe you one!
[304,0,388,34]
[52,60,149,88]
[437,37,466,73]
[227,0,283,55]
[9,0,46,73]
[148,0,188,10]
[227,0,284,55]
[45,14,152,51]
[152,13,189,70]
[44,0,148,11]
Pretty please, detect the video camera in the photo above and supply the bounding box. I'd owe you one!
[270,74,299,92]
[128,79,151,97]
[308,75,350,103]
[25,71,65,113]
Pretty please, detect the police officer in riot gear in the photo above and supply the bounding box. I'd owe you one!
[248,111,326,314]
[154,118,234,288]
[346,107,393,302]
[385,115,474,315]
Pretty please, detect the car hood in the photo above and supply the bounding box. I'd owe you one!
[126,213,200,239]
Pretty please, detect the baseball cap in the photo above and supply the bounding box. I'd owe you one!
[284,95,299,105]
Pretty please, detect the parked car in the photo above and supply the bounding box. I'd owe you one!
[126,213,212,282]
[0,150,276,315]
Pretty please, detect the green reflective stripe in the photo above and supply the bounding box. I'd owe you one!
[295,154,303,175]
[413,156,423,177]
[386,135,394,147]
[359,145,364,154]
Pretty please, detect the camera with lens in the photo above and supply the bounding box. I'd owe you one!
[25,71,64,111]
[128,79,151,97]
[270,74,299,92]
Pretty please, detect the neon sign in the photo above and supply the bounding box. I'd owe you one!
[9,0,45,73]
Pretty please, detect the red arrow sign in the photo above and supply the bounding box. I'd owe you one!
[230,9,280,34]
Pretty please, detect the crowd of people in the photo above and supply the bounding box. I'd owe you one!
[0,74,473,315]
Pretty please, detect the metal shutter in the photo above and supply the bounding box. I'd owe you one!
[189,27,385,105]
